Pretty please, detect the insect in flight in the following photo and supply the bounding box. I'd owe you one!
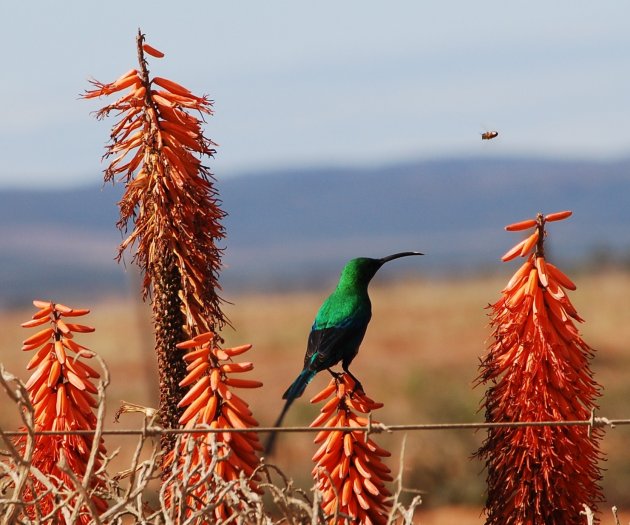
[481,131,499,140]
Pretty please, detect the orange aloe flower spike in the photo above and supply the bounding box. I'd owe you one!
[14,301,108,523]
[163,331,263,521]
[83,30,228,455]
[476,211,603,525]
[310,373,392,524]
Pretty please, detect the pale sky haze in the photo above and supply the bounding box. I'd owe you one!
[1,1,628,187]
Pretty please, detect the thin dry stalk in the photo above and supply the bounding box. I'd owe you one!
[0,367,36,524]
[386,435,423,525]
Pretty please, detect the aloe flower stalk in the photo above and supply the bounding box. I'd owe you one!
[83,31,227,452]
[476,211,604,525]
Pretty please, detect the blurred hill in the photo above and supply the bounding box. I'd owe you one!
[0,155,628,306]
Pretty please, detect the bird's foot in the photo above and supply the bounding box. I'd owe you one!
[327,368,344,382]
[350,379,365,396]
[328,368,365,396]
[326,368,343,381]
[342,369,364,396]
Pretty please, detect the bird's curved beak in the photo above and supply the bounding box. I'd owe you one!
[378,251,424,265]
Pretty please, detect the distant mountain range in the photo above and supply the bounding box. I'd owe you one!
[0,156,628,306]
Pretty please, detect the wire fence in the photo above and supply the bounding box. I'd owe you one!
[2,411,627,439]
[0,368,626,525]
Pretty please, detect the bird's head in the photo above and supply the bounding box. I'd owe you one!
[338,252,423,289]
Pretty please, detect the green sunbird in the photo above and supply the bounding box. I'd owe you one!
[265,251,423,455]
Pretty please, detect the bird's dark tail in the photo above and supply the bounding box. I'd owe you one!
[264,398,293,457]
[282,368,316,402]
[264,369,316,456]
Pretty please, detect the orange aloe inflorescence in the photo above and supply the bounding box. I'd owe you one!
[83,31,228,450]
[310,373,393,525]
[476,211,603,525]
[15,300,107,523]
[82,32,225,326]
[163,331,263,521]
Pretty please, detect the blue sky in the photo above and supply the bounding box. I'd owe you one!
[1,1,628,188]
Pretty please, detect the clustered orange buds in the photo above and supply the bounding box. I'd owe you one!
[311,374,392,525]
[16,300,107,523]
[83,43,214,189]
[501,210,572,262]
[82,34,214,196]
[83,32,227,336]
[163,331,263,521]
[477,211,603,524]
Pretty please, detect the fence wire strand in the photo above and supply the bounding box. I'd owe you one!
[1,413,625,440]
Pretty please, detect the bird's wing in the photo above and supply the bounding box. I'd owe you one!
[304,314,369,372]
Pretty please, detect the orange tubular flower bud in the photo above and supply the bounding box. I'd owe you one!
[224,377,264,388]
[179,362,209,387]
[23,327,55,347]
[546,262,577,291]
[502,259,534,293]
[519,230,539,257]
[21,317,50,328]
[526,268,538,296]
[153,76,193,96]
[142,43,165,58]
[54,340,66,364]
[505,218,537,231]
[64,323,95,333]
[222,344,253,357]
[535,256,549,288]
[501,238,528,262]
[544,210,572,222]
[310,381,338,403]
[178,388,211,425]
[61,308,91,317]
[177,375,210,407]
[221,361,254,373]
[33,299,52,309]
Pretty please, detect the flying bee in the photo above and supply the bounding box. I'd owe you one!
[481,130,499,140]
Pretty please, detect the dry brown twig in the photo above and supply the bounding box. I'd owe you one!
[99,409,163,522]
[386,434,423,525]
[258,463,317,524]
[580,504,595,525]
[610,505,622,525]
[0,366,35,523]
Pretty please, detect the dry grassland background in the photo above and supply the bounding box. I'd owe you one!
[1,270,629,523]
